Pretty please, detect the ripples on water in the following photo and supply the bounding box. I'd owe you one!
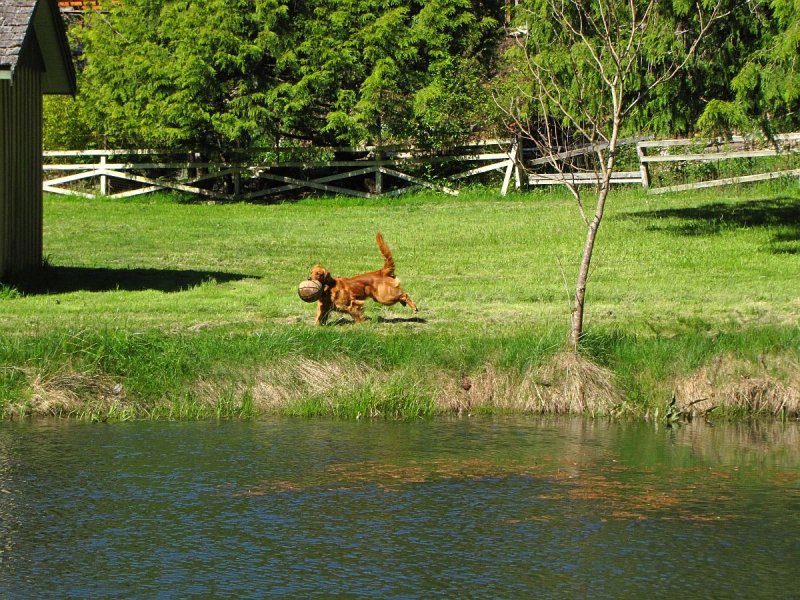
[0,417,797,598]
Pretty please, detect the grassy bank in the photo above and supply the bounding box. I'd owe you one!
[1,182,799,420]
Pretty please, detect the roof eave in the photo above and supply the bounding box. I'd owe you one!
[35,0,77,95]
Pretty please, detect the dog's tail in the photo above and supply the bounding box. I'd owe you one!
[376,231,395,276]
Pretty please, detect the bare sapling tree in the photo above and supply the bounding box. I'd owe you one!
[500,0,725,350]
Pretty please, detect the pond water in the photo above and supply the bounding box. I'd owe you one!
[0,417,797,598]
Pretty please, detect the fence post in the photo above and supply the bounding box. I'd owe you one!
[99,153,107,196]
[636,141,650,189]
[375,149,383,195]
[501,137,519,196]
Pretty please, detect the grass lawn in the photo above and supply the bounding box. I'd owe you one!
[1,181,798,420]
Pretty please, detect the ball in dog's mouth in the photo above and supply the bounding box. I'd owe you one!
[298,279,323,302]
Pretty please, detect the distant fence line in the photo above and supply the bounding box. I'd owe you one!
[42,133,800,200]
[637,133,800,194]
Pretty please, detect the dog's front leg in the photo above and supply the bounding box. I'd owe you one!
[315,298,333,325]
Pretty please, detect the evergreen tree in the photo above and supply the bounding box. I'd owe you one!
[698,0,800,134]
[278,0,501,146]
[68,0,502,151]
[633,0,767,135]
[76,0,289,154]
[52,0,797,154]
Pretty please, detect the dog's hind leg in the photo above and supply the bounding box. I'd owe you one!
[346,300,366,322]
[399,292,417,313]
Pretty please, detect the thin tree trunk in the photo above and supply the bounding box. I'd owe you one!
[569,184,610,350]
[569,121,619,350]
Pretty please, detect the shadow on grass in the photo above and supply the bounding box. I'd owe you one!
[377,316,428,324]
[324,315,428,326]
[18,265,255,295]
[623,196,800,254]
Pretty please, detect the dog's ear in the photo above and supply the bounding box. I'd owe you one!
[310,265,334,287]
[309,264,324,281]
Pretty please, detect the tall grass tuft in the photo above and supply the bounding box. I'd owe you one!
[435,352,622,416]
[673,354,800,418]
[16,367,131,420]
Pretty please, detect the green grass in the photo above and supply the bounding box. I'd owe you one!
[1,180,799,420]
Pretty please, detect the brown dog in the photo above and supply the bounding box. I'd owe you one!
[308,232,417,325]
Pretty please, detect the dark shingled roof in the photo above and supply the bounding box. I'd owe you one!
[0,0,75,93]
[0,1,38,71]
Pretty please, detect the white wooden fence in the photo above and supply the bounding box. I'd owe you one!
[42,142,518,200]
[42,133,800,200]
[637,133,800,194]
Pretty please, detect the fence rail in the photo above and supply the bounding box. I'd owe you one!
[42,133,800,200]
[43,143,514,200]
[636,133,800,193]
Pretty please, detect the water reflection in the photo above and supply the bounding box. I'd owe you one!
[0,417,797,598]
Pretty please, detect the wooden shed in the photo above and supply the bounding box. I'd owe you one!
[0,0,75,282]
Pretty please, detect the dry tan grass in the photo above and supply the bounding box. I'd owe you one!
[436,351,622,415]
[673,355,800,417]
[19,368,129,418]
[114,356,380,416]
[244,356,376,412]
[30,351,790,420]
[536,351,623,414]
[17,358,378,418]
[191,352,622,417]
